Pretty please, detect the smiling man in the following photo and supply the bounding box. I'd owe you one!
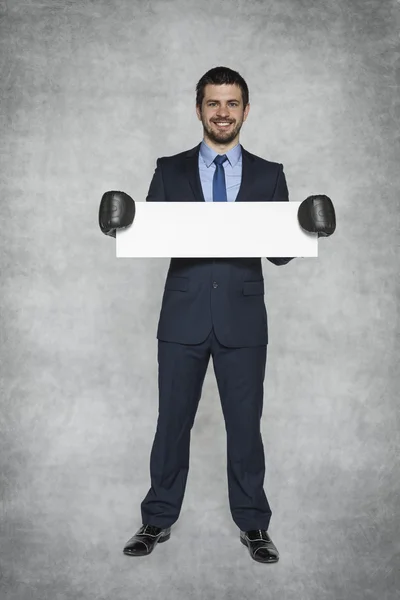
[120,66,294,564]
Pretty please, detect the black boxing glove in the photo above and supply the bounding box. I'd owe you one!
[298,195,336,237]
[99,191,136,238]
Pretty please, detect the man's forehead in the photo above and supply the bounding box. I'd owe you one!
[204,84,241,99]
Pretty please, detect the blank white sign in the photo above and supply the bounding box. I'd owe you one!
[116,202,318,258]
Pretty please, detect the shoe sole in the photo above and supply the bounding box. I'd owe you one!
[123,532,171,557]
[240,536,279,563]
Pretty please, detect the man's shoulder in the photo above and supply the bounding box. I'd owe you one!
[243,147,282,169]
[155,144,200,164]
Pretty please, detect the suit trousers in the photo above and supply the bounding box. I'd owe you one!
[140,327,273,532]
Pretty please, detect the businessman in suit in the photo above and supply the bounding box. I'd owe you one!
[118,66,295,564]
[99,66,335,561]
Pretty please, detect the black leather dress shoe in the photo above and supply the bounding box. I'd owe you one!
[240,529,279,563]
[123,524,171,556]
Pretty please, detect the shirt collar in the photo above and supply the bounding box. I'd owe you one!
[200,139,242,168]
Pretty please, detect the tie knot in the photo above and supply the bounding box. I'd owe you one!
[214,154,227,166]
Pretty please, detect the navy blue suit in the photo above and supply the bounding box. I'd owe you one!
[140,141,294,531]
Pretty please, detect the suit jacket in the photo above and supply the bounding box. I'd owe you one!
[146,142,294,347]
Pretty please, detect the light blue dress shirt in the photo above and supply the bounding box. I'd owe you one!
[198,140,242,202]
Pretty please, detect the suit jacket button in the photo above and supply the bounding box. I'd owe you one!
[213,282,218,288]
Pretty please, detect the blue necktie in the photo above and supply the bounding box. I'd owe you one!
[213,154,228,202]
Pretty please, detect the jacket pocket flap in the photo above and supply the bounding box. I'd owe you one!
[243,280,264,296]
[165,276,189,292]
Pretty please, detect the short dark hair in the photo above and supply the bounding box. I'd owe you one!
[195,66,249,109]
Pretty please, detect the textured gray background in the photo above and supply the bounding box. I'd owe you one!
[1,0,399,599]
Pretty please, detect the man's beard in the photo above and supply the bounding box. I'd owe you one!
[204,119,242,144]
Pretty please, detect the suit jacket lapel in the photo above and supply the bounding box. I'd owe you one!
[235,146,255,203]
[184,143,255,202]
[184,144,204,202]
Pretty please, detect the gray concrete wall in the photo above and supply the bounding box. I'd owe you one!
[0,1,399,599]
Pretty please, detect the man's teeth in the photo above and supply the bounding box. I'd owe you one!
[215,122,231,127]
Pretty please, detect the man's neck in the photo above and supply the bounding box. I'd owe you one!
[203,137,240,154]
